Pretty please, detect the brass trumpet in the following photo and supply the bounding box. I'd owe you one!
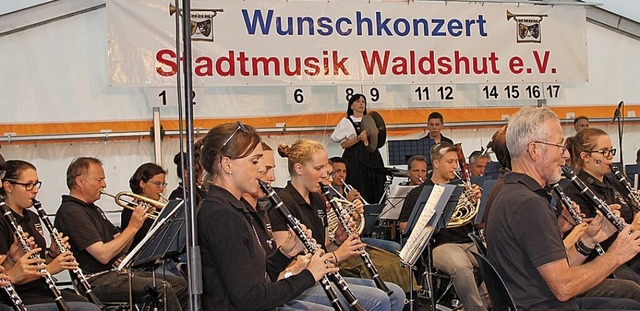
[100,191,165,220]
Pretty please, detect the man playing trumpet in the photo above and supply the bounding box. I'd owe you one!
[54,157,189,310]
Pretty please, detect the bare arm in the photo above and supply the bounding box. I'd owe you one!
[340,135,360,149]
[85,205,147,265]
[539,225,640,301]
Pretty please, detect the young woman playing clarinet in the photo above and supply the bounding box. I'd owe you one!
[269,139,406,311]
[1,160,100,311]
[197,122,337,311]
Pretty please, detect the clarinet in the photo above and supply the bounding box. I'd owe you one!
[32,200,105,310]
[258,180,366,311]
[0,204,69,311]
[609,165,640,211]
[320,183,393,296]
[0,208,28,311]
[551,184,606,255]
[561,166,626,232]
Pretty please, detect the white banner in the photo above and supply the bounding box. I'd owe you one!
[107,0,588,86]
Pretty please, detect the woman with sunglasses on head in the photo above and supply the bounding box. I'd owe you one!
[270,139,406,311]
[0,160,100,311]
[198,122,337,311]
[121,162,168,250]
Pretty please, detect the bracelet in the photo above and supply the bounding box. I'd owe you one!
[575,238,594,256]
[4,256,14,266]
[331,252,338,263]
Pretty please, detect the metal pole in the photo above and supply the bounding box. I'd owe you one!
[178,0,203,310]
[152,107,162,165]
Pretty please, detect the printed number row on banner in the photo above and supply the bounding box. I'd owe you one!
[478,83,563,101]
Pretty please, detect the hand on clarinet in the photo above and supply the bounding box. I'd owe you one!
[8,234,32,265]
[333,234,366,262]
[305,250,339,282]
[8,248,46,283]
[0,266,10,287]
[280,226,313,258]
[48,232,70,258]
[584,206,622,244]
[607,225,640,264]
[47,251,78,275]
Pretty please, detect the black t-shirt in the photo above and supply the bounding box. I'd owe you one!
[486,172,576,311]
[269,182,328,249]
[399,178,473,247]
[54,195,120,274]
[198,184,314,311]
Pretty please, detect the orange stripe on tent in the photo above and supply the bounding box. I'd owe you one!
[1,105,637,137]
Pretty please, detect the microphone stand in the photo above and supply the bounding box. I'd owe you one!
[613,103,624,174]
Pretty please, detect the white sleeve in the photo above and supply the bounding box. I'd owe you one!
[330,117,357,143]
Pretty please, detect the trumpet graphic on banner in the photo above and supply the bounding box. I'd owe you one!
[506,10,548,43]
[169,3,223,42]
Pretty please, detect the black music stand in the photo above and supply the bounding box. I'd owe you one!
[363,204,385,236]
[399,184,461,311]
[475,179,497,225]
[118,200,185,270]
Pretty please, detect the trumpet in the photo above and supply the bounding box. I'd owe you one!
[341,179,370,205]
[100,191,165,220]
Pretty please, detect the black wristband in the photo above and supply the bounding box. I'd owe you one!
[575,238,594,256]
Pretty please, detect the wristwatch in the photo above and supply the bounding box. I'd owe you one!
[283,269,293,279]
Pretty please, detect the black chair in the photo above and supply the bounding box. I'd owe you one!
[468,232,487,256]
[470,251,517,311]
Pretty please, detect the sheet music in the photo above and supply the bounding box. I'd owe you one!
[399,184,445,266]
[380,185,417,220]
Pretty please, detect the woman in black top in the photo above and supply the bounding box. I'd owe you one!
[197,122,336,311]
[1,160,99,310]
[121,162,167,249]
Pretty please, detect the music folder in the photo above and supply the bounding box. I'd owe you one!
[399,184,459,266]
[117,200,184,270]
[379,185,417,220]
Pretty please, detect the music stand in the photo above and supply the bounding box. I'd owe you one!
[475,179,497,225]
[362,204,385,236]
[379,185,417,221]
[118,200,185,270]
[398,184,460,311]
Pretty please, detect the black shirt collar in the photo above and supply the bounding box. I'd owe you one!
[504,171,551,201]
[207,184,246,212]
[578,170,611,190]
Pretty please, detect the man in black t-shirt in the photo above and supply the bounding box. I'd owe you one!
[54,157,188,310]
[487,107,640,310]
[399,142,487,311]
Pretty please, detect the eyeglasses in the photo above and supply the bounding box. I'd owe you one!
[5,180,42,191]
[222,121,248,148]
[533,141,568,153]
[149,181,168,188]
[589,148,617,157]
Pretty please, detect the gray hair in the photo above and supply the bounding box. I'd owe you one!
[506,107,559,159]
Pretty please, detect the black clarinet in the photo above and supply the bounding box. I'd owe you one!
[0,206,28,311]
[258,180,366,311]
[33,200,105,310]
[320,183,393,296]
[551,184,605,255]
[0,204,69,311]
[562,166,626,232]
[608,165,640,211]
